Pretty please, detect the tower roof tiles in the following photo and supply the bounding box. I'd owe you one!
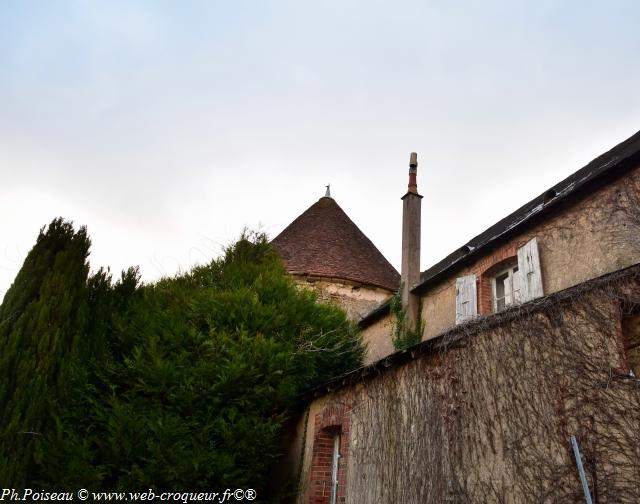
[272,196,400,292]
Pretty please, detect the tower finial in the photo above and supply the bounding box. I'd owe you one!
[325,184,331,198]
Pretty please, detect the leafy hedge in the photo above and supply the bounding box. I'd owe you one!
[0,221,363,498]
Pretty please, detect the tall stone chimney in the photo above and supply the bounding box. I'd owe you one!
[401,152,422,329]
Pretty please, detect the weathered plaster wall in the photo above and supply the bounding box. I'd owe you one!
[293,276,391,321]
[361,316,395,365]
[421,280,457,341]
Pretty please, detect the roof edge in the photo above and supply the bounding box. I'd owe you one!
[359,298,392,328]
[411,128,640,295]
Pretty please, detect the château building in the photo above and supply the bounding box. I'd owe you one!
[275,129,640,503]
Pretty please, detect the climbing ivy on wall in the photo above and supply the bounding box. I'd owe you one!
[315,267,640,503]
[390,286,424,351]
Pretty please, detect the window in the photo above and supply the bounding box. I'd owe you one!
[309,404,350,504]
[456,237,544,322]
[489,237,543,313]
[492,263,521,312]
[330,432,341,504]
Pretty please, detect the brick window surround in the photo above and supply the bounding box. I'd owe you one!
[476,243,520,315]
[309,403,351,504]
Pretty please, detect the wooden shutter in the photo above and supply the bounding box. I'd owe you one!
[517,238,544,301]
[504,273,513,306]
[512,269,523,304]
[456,274,477,324]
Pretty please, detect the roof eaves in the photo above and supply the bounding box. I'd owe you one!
[358,298,392,328]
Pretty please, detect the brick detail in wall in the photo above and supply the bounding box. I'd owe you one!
[309,403,351,504]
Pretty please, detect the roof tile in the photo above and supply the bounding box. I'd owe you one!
[272,197,400,291]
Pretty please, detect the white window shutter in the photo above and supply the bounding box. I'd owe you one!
[517,238,544,301]
[512,269,523,304]
[504,274,513,306]
[455,274,477,324]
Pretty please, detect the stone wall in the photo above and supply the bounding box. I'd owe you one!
[293,267,640,503]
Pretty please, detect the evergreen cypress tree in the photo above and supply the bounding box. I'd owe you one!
[0,218,90,484]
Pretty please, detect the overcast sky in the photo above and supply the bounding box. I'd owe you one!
[2,0,639,300]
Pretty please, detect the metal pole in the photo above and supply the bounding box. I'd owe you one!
[570,435,593,504]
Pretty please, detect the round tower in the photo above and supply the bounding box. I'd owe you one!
[272,192,399,320]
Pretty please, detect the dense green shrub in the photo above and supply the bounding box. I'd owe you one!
[0,222,363,497]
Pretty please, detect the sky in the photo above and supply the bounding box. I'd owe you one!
[1,0,640,300]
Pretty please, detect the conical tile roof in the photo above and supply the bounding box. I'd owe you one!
[272,197,400,291]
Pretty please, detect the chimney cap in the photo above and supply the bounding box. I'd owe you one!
[409,152,418,168]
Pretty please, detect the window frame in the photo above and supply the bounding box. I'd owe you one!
[330,432,341,504]
[491,262,521,313]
